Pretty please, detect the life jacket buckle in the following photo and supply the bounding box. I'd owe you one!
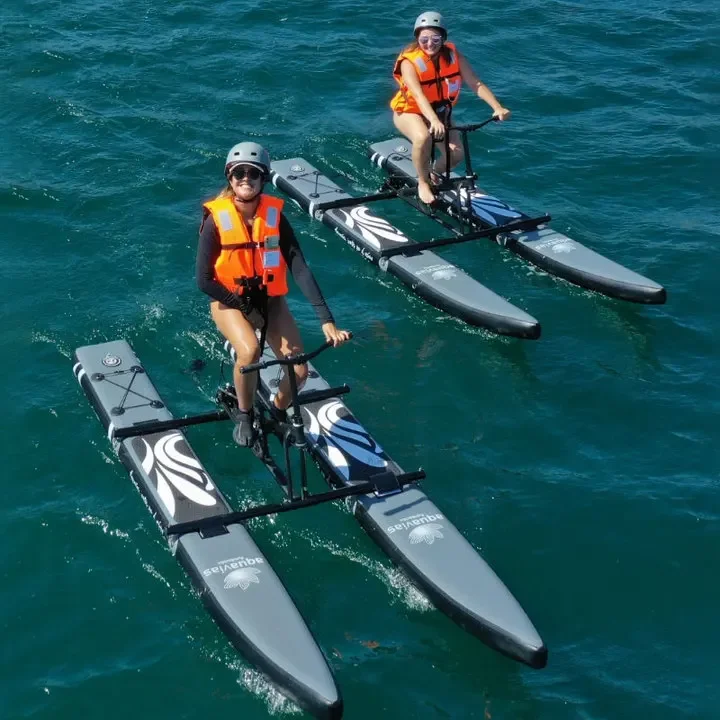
[234,276,264,293]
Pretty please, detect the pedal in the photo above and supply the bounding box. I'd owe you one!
[215,384,237,410]
[251,439,265,461]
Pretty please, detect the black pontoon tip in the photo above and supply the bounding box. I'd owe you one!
[512,642,548,670]
[633,283,666,305]
[520,320,542,341]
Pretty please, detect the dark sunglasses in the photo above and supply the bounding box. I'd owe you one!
[230,165,263,182]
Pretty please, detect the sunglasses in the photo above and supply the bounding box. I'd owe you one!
[418,34,444,47]
[230,165,263,182]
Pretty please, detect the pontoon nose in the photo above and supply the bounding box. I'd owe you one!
[630,281,666,305]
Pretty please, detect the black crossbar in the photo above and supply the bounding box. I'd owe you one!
[112,410,229,439]
[166,470,426,536]
[297,384,350,405]
[379,214,551,259]
[312,190,399,213]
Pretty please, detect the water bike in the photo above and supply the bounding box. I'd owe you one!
[73,337,546,718]
[270,117,665,340]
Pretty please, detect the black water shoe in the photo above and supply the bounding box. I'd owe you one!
[270,404,288,423]
[230,408,255,447]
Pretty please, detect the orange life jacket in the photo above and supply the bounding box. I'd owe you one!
[203,194,288,297]
[390,41,462,115]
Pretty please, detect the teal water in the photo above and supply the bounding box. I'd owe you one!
[2,0,719,718]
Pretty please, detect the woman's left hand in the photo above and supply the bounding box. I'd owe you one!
[493,107,512,121]
[322,323,352,347]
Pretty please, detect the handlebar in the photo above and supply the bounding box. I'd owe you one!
[240,333,352,375]
[452,115,499,133]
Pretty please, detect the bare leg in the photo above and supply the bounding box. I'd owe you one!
[264,297,307,411]
[433,128,464,176]
[393,112,436,204]
[210,301,260,411]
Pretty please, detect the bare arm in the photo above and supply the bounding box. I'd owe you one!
[399,59,446,138]
[458,53,511,120]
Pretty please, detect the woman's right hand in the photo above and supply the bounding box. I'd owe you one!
[428,116,445,140]
[322,323,352,347]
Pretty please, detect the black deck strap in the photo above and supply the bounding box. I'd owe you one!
[93,366,165,415]
[312,169,321,197]
[114,366,141,411]
[282,169,345,198]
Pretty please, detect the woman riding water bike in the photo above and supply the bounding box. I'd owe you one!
[196,142,350,446]
[390,11,512,205]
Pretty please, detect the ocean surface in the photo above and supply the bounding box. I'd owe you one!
[2,0,719,718]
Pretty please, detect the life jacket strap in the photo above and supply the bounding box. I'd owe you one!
[432,101,453,125]
[222,241,262,250]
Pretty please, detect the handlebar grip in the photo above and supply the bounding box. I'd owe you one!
[239,359,267,374]
[454,116,499,133]
[398,469,426,484]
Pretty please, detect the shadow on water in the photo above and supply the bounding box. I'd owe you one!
[592,297,663,368]
[360,318,539,385]
[405,615,543,719]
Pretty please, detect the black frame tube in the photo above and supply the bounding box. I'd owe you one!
[112,410,229,439]
[166,470,426,536]
[379,214,551,258]
[311,190,399,213]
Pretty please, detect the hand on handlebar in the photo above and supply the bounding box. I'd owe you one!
[322,323,352,347]
[492,107,511,122]
[428,116,446,140]
[239,330,352,374]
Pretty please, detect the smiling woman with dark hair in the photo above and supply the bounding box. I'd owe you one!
[390,11,512,204]
[196,141,350,446]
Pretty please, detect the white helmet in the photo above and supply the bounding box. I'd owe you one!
[224,142,270,177]
[414,11,447,37]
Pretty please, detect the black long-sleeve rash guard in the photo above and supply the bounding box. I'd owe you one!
[196,210,335,325]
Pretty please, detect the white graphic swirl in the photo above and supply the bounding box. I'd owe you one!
[224,568,261,590]
[306,400,387,480]
[454,190,522,227]
[551,241,576,254]
[409,523,444,545]
[140,432,217,517]
[339,206,409,250]
[432,267,456,281]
